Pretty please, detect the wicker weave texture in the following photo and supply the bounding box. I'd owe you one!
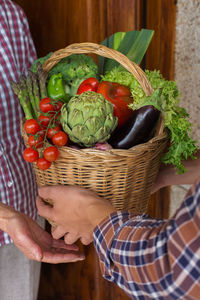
[22,123,167,213]
[22,42,168,214]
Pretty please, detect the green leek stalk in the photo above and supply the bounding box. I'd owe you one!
[98,29,154,74]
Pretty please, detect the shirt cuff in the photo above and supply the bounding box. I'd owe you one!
[93,211,138,276]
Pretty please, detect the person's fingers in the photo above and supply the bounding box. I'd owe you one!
[80,234,93,245]
[51,225,67,240]
[41,250,85,264]
[52,237,79,251]
[36,196,54,220]
[64,232,80,245]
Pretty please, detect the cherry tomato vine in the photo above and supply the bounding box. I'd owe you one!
[23,97,68,170]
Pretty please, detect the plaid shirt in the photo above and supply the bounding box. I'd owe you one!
[94,179,200,299]
[0,0,38,246]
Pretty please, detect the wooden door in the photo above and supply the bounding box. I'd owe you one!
[145,0,176,219]
[13,0,176,299]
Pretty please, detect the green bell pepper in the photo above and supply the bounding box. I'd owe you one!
[47,73,69,102]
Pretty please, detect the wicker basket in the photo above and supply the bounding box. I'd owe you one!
[22,42,168,214]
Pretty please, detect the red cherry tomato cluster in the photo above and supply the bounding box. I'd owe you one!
[23,97,68,170]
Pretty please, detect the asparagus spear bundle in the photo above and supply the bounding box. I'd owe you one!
[36,62,48,99]
[10,62,48,120]
[11,79,34,120]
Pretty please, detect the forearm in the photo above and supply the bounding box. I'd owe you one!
[93,180,200,298]
[157,149,200,189]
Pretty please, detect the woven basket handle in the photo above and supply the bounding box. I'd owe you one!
[42,42,154,97]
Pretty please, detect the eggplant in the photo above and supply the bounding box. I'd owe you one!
[108,105,161,149]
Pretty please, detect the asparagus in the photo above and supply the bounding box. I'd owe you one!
[20,75,37,119]
[30,70,41,115]
[27,71,40,119]
[10,64,49,120]
[36,62,48,99]
[10,80,34,120]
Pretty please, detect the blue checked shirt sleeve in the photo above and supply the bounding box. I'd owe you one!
[93,180,200,299]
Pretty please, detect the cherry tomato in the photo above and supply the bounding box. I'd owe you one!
[36,157,51,170]
[28,135,44,149]
[39,97,55,113]
[24,119,40,135]
[47,124,62,139]
[81,77,99,90]
[43,146,59,162]
[23,147,39,163]
[77,83,96,94]
[54,101,63,111]
[37,129,46,139]
[48,110,61,122]
[38,115,51,128]
[52,131,68,146]
[77,77,99,94]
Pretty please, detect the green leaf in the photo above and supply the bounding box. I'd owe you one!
[113,32,126,49]
[119,29,154,68]
[98,29,154,75]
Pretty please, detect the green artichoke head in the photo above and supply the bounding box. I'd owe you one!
[60,91,118,147]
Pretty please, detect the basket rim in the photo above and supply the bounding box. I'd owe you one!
[42,42,154,97]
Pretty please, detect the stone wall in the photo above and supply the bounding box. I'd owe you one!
[170,0,200,216]
[174,0,200,144]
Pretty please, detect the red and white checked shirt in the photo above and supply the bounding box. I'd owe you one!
[94,179,200,299]
[0,0,38,246]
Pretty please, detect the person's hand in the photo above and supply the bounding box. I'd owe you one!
[36,186,116,245]
[3,206,85,263]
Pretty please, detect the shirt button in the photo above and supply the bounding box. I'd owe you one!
[7,181,13,187]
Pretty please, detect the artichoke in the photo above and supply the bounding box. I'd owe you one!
[60,91,118,147]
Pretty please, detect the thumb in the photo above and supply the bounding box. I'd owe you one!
[30,244,43,261]
[15,236,43,261]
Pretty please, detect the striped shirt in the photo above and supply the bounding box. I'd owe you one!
[0,0,38,246]
[94,179,200,299]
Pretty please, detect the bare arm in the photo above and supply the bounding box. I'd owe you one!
[152,149,200,193]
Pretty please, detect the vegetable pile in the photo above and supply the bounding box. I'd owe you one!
[102,69,198,173]
[11,30,198,173]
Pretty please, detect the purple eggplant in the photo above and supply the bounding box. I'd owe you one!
[108,105,161,149]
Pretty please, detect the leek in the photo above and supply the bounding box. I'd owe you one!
[98,29,154,74]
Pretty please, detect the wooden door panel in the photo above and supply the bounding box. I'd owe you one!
[145,0,176,80]
[38,241,129,300]
[13,0,175,299]
[15,0,107,56]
